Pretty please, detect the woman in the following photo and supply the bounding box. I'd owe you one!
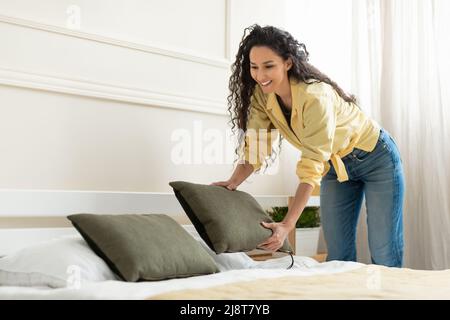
[212,24,404,267]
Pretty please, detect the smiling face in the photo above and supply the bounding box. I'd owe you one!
[249,46,292,95]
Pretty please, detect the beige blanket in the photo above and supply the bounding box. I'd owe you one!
[150,265,450,300]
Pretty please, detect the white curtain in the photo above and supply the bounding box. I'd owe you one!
[284,0,450,269]
[351,0,450,270]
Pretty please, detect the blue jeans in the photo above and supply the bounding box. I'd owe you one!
[320,128,404,267]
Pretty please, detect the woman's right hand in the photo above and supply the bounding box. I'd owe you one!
[211,179,239,191]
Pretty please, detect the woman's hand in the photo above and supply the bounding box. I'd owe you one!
[211,163,254,191]
[211,180,239,191]
[257,221,292,252]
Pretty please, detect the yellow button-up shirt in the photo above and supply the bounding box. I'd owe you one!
[243,78,381,190]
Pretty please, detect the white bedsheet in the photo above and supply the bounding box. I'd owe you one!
[0,256,363,300]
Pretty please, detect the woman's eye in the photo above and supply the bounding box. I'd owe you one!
[251,65,274,70]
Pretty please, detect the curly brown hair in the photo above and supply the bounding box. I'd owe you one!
[228,24,357,168]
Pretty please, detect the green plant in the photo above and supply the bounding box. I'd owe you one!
[267,206,320,228]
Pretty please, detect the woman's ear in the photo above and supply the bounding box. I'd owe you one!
[285,57,293,71]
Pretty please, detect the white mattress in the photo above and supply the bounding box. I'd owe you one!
[0,256,363,300]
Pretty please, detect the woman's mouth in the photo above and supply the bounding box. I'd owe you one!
[260,80,272,87]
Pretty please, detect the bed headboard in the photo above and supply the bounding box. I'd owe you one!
[0,189,311,256]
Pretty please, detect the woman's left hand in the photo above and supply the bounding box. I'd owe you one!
[258,221,291,252]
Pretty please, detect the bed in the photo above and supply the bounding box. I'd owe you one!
[1,189,449,300]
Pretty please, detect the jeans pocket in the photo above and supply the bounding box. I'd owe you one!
[351,148,370,161]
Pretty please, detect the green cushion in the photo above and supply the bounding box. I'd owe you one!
[67,214,219,282]
[169,181,292,254]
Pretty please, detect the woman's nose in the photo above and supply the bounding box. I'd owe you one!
[255,71,266,82]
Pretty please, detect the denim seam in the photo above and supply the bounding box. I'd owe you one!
[389,142,402,266]
[348,185,362,261]
[364,131,402,266]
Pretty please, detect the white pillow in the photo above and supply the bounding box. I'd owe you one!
[182,224,319,271]
[182,225,257,271]
[0,235,119,288]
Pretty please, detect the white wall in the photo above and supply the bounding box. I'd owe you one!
[228,0,288,58]
[0,0,293,195]
[0,0,227,59]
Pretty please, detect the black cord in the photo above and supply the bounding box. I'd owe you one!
[277,249,294,269]
[287,251,294,269]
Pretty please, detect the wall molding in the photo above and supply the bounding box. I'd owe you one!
[0,13,231,69]
[0,67,228,115]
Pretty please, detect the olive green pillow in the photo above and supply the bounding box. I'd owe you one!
[67,214,219,282]
[169,181,292,254]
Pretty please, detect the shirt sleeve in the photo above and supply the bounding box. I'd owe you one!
[296,92,336,187]
[242,94,279,171]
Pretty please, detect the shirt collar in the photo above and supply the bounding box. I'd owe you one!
[265,77,299,113]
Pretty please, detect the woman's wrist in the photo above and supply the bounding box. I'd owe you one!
[281,216,297,230]
[229,162,253,187]
[228,177,240,186]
